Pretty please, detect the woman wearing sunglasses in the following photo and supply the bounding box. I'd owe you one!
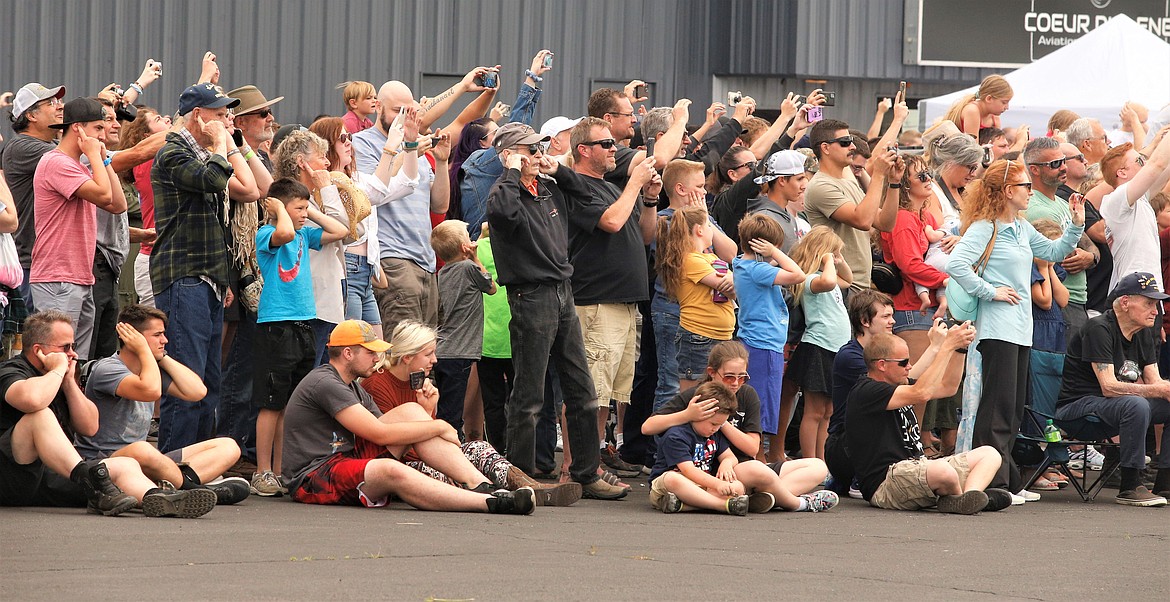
[945,159,1085,504]
[923,121,984,245]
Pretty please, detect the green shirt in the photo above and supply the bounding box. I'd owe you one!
[1026,190,1086,305]
[478,238,511,358]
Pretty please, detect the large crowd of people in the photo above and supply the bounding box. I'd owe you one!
[1,51,1168,519]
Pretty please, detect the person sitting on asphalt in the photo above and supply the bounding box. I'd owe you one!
[643,342,839,513]
[280,320,535,515]
[1054,272,1170,507]
[846,329,1016,514]
[360,320,581,506]
[73,304,250,506]
[0,310,216,518]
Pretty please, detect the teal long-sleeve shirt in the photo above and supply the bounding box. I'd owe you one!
[946,218,1083,346]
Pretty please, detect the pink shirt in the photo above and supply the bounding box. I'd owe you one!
[31,150,98,285]
[133,160,156,255]
[343,111,374,134]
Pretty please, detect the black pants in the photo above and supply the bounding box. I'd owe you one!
[91,254,120,359]
[479,357,514,453]
[975,339,1029,492]
[824,431,853,494]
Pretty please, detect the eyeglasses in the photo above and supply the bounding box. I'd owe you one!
[580,138,617,149]
[605,111,634,118]
[1028,158,1066,169]
[718,372,750,385]
[824,135,854,147]
[880,358,910,367]
[338,132,351,143]
[36,97,64,110]
[513,143,544,155]
[732,160,757,171]
[1009,182,1033,191]
[912,172,933,183]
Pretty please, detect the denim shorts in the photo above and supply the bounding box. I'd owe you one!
[893,308,936,333]
[675,327,724,381]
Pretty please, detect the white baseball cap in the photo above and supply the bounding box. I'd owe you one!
[753,150,806,184]
[539,116,582,138]
[11,82,66,120]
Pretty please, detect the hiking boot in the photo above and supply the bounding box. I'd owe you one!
[486,487,536,515]
[937,490,989,515]
[250,471,283,497]
[581,477,628,500]
[748,492,775,513]
[205,477,251,505]
[983,488,1013,512]
[600,444,643,478]
[797,489,840,512]
[1115,486,1168,507]
[142,488,217,518]
[726,495,750,516]
[531,482,582,507]
[660,492,683,514]
[82,462,138,517]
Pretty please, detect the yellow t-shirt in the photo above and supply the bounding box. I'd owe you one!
[678,252,736,339]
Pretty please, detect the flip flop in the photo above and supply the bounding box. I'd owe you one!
[1030,477,1060,491]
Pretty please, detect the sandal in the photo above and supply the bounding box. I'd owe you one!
[1030,476,1060,491]
[1043,470,1069,488]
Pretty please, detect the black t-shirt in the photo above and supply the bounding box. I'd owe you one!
[0,355,71,438]
[0,134,57,268]
[829,339,866,436]
[604,145,639,190]
[656,383,762,459]
[1057,310,1154,407]
[845,377,924,500]
[567,175,650,305]
[709,172,762,249]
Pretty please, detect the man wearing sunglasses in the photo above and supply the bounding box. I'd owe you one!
[1024,137,1099,343]
[228,85,283,172]
[586,87,686,190]
[485,123,628,501]
[846,328,1014,514]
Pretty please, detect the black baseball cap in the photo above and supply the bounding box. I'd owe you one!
[177,83,240,116]
[49,97,107,130]
[1108,272,1170,302]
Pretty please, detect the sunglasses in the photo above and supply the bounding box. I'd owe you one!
[912,172,933,183]
[338,132,351,143]
[513,143,544,154]
[1009,181,1033,191]
[1028,158,1066,169]
[718,372,750,384]
[44,342,77,352]
[824,135,854,147]
[732,160,758,171]
[581,138,617,149]
[244,109,273,119]
[881,358,911,367]
[1067,154,1085,163]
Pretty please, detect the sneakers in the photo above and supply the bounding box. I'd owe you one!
[1068,447,1104,471]
[1016,489,1042,502]
[205,477,251,505]
[937,490,989,515]
[797,489,840,512]
[250,471,284,497]
[660,492,683,514]
[555,423,563,452]
[983,488,1013,512]
[1009,492,1027,506]
[747,492,775,513]
[848,479,864,500]
[726,495,750,516]
[142,488,218,518]
[600,444,643,478]
[82,462,138,517]
[581,477,628,500]
[1115,486,1168,507]
[146,417,159,442]
[486,487,536,515]
[533,482,582,507]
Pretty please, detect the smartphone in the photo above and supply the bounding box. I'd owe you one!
[232,129,245,148]
[542,53,554,69]
[822,91,837,106]
[474,71,499,89]
[898,81,907,98]
[981,144,993,167]
[409,371,426,390]
[806,106,823,123]
[634,84,647,99]
[727,91,743,106]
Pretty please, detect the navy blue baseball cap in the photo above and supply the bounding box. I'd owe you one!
[177,83,240,116]
[1109,272,1170,302]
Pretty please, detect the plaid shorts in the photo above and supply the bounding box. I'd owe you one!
[291,437,397,506]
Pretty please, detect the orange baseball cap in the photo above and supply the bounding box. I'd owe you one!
[327,320,391,352]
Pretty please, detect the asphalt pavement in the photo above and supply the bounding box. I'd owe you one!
[3,479,1167,601]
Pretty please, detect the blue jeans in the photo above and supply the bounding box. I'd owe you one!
[155,277,223,453]
[505,280,599,483]
[344,253,380,323]
[651,310,681,411]
[310,319,335,366]
[217,309,257,461]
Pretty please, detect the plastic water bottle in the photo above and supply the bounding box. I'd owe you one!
[1043,419,1061,443]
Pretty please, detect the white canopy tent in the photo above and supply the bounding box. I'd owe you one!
[918,14,1170,135]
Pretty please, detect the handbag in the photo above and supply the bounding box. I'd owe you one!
[871,260,904,295]
[0,233,23,289]
[945,230,996,322]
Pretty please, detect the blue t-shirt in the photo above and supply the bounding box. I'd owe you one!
[800,272,851,352]
[256,224,324,323]
[829,338,865,436]
[732,256,789,352]
[648,422,731,481]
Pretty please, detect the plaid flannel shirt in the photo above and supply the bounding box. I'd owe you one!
[149,129,234,294]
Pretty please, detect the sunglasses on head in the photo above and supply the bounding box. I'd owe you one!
[825,135,854,147]
[1028,157,1066,169]
[581,138,617,149]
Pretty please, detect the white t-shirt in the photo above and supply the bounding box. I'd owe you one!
[1100,181,1161,290]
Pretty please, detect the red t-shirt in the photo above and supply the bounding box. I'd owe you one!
[361,369,432,463]
[880,209,948,311]
[31,150,98,285]
[134,160,157,255]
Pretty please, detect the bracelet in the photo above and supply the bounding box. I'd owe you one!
[382,147,399,157]
[102,155,113,167]
[129,82,144,95]
[226,148,242,158]
[642,196,660,207]
[403,141,420,150]
[243,150,256,162]
[886,182,902,189]
[525,69,543,83]
[48,370,65,379]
